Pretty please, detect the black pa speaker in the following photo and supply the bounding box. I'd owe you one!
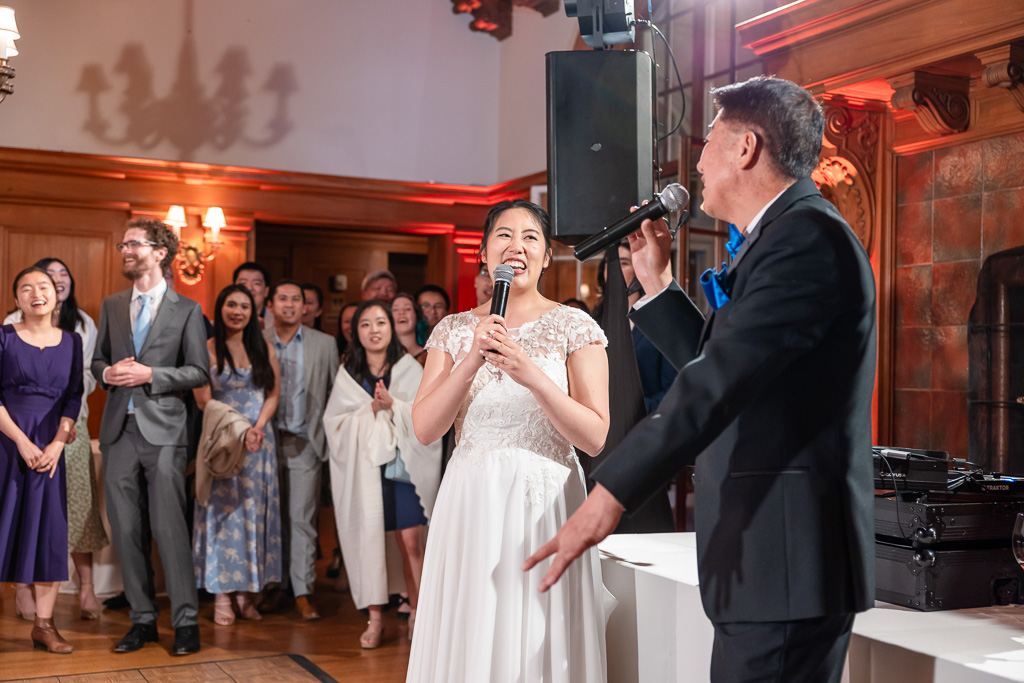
[546,50,653,246]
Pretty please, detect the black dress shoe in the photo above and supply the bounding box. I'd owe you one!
[172,625,200,656]
[113,623,159,653]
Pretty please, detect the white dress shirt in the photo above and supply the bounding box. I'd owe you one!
[102,277,169,386]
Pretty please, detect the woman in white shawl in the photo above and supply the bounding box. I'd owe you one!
[323,300,441,649]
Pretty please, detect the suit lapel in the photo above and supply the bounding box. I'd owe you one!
[697,310,715,354]
[302,330,314,385]
[301,330,316,422]
[138,288,178,357]
[115,289,134,353]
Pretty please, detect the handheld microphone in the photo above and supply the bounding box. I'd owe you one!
[573,183,690,261]
[489,264,515,319]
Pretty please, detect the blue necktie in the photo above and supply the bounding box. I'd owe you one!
[128,294,151,412]
[700,224,745,312]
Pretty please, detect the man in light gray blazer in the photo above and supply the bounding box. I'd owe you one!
[93,218,209,656]
[262,279,339,620]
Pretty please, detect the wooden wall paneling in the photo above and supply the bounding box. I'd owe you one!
[256,225,432,334]
[3,229,113,321]
[741,0,1024,95]
[0,204,127,320]
[0,203,129,436]
[426,233,457,301]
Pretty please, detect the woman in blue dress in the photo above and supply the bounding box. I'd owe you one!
[192,284,282,625]
[0,266,83,653]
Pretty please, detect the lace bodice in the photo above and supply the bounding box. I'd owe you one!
[425,305,607,467]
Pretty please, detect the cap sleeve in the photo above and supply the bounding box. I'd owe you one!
[424,314,459,359]
[563,307,608,355]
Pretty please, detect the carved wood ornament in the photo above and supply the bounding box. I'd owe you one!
[450,0,560,40]
[888,71,971,136]
[978,42,1024,113]
[811,102,882,255]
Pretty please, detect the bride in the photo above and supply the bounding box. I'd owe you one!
[407,200,612,682]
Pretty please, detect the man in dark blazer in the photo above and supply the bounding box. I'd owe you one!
[526,76,877,682]
[93,218,209,656]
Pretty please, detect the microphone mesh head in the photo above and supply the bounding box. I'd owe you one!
[492,264,515,285]
[660,183,690,212]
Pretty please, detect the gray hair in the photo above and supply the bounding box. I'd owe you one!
[711,76,824,180]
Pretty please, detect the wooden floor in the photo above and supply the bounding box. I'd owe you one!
[0,558,412,682]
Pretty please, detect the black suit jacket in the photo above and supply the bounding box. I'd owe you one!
[592,178,877,623]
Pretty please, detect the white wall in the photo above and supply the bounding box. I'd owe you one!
[0,0,506,185]
[497,7,579,183]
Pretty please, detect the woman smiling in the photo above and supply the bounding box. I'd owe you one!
[0,266,84,654]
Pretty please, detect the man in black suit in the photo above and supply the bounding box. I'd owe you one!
[525,76,876,682]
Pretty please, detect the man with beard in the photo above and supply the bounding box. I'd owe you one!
[93,218,209,656]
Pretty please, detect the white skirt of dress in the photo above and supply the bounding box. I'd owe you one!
[406,446,614,683]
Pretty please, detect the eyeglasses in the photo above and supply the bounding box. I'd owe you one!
[116,240,158,252]
[420,303,447,312]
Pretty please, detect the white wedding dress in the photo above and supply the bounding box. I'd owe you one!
[407,305,614,683]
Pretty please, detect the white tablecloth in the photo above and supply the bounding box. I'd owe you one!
[599,532,1024,683]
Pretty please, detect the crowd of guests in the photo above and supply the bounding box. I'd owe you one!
[0,208,667,668]
[0,217,470,655]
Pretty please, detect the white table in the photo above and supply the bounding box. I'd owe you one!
[598,532,1024,683]
[599,533,713,683]
[851,603,1024,682]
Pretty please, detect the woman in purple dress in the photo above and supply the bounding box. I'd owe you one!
[0,266,83,654]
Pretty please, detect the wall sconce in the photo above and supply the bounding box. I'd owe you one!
[165,205,226,285]
[0,6,19,104]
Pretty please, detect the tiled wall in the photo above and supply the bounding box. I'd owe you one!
[893,130,1024,456]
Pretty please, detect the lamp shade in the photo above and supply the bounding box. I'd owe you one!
[0,38,15,60]
[165,205,187,228]
[202,207,226,230]
[0,7,19,39]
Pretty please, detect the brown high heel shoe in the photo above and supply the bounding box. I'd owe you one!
[31,617,73,654]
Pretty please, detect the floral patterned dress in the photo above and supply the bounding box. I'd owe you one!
[192,365,282,593]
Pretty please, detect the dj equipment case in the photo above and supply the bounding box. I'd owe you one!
[873,448,1024,611]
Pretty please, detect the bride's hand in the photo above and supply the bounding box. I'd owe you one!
[471,314,507,363]
[480,329,541,388]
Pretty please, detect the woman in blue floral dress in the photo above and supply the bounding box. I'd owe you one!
[192,284,282,625]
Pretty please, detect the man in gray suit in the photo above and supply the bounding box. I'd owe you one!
[262,279,339,620]
[93,218,209,656]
